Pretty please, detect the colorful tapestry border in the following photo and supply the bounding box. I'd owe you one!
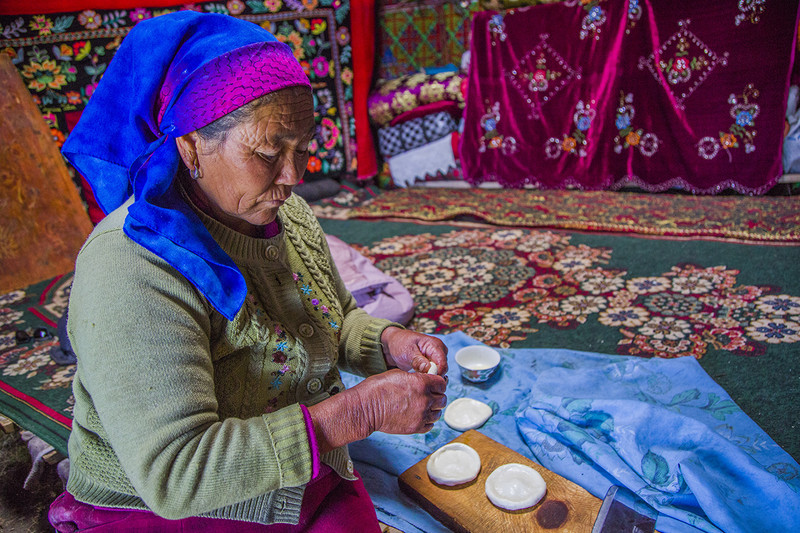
[346,187,800,243]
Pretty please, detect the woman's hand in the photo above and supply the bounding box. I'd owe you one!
[353,369,447,435]
[308,369,447,453]
[381,326,448,377]
[307,327,449,454]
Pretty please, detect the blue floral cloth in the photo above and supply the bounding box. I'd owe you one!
[341,332,800,533]
[516,348,800,533]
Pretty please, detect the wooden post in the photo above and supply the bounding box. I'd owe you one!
[0,54,93,293]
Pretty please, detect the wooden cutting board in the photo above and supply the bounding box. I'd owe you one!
[398,430,602,533]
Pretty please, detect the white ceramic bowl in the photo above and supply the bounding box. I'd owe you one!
[455,345,500,382]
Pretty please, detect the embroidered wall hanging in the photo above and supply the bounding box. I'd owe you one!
[460,0,800,194]
[0,1,365,219]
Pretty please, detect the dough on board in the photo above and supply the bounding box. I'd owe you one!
[485,463,547,511]
[443,398,493,431]
[426,442,481,486]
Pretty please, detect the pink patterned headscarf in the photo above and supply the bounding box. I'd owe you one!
[157,41,311,132]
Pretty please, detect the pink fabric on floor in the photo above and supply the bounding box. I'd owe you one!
[49,466,381,533]
[325,235,415,324]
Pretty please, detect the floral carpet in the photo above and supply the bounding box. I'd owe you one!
[1,215,798,461]
[338,187,800,243]
[320,218,800,459]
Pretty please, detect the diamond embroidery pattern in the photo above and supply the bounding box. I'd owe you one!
[507,34,581,120]
[638,19,729,109]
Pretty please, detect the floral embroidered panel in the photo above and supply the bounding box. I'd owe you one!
[460,0,800,194]
[0,1,359,220]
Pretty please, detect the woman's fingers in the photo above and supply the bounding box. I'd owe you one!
[381,328,449,376]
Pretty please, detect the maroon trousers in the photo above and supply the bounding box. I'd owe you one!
[49,466,381,533]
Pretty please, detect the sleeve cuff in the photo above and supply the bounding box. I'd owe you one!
[354,317,403,375]
[300,404,321,480]
[261,403,315,487]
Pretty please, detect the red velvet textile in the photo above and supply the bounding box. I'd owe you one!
[460,1,800,194]
[351,0,378,179]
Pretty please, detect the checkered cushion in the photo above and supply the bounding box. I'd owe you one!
[423,112,457,139]
[377,111,459,158]
[378,127,405,158]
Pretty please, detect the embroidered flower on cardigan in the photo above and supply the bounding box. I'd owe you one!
[293,271,340,332]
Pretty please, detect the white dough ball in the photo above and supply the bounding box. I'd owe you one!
[485,463,547,511]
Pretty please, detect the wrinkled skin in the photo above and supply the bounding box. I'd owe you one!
[176,88,316,237]
[310,329,448,453]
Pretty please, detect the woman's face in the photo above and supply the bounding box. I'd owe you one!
[185,88,315,236]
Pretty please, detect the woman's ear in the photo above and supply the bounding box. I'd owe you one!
[175,132,200,169]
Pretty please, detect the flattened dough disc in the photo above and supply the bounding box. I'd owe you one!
[444,398,493,431]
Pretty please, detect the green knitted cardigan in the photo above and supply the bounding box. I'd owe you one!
[65,193,396,525]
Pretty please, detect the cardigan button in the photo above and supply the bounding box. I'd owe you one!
[346,459,354,474]
[306,378,322,394]
[274,499,285,511]
[265,245,279,260]
[298,323,314,338]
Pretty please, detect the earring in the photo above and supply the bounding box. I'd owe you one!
[191,166,201,180]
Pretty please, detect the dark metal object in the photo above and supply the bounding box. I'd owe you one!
[592,485,657,533]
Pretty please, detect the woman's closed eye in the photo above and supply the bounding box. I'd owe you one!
[257,152,279,164]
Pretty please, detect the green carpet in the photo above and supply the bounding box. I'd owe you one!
[320,218,800,460]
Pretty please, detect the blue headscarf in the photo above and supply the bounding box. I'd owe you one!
[62,12,310,320]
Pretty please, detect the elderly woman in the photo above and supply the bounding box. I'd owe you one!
[48,11,447,532]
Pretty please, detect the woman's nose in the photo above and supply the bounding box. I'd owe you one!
[275,157,304,186]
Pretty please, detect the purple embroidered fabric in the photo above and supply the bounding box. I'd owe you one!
[460,0,800,194]
[157,41,311,133]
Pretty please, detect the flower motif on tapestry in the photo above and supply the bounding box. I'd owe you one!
[637,19,729,109]
[545,100,595,159]
[735,0,766,26]
[478,101,518,155]
[564,0,608,41]
[489,13,507,44]
[613,92,659,157]
[697,84,760,161]
[0,3,356,182]
[507,34,581,120]
[626,0,642,34]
